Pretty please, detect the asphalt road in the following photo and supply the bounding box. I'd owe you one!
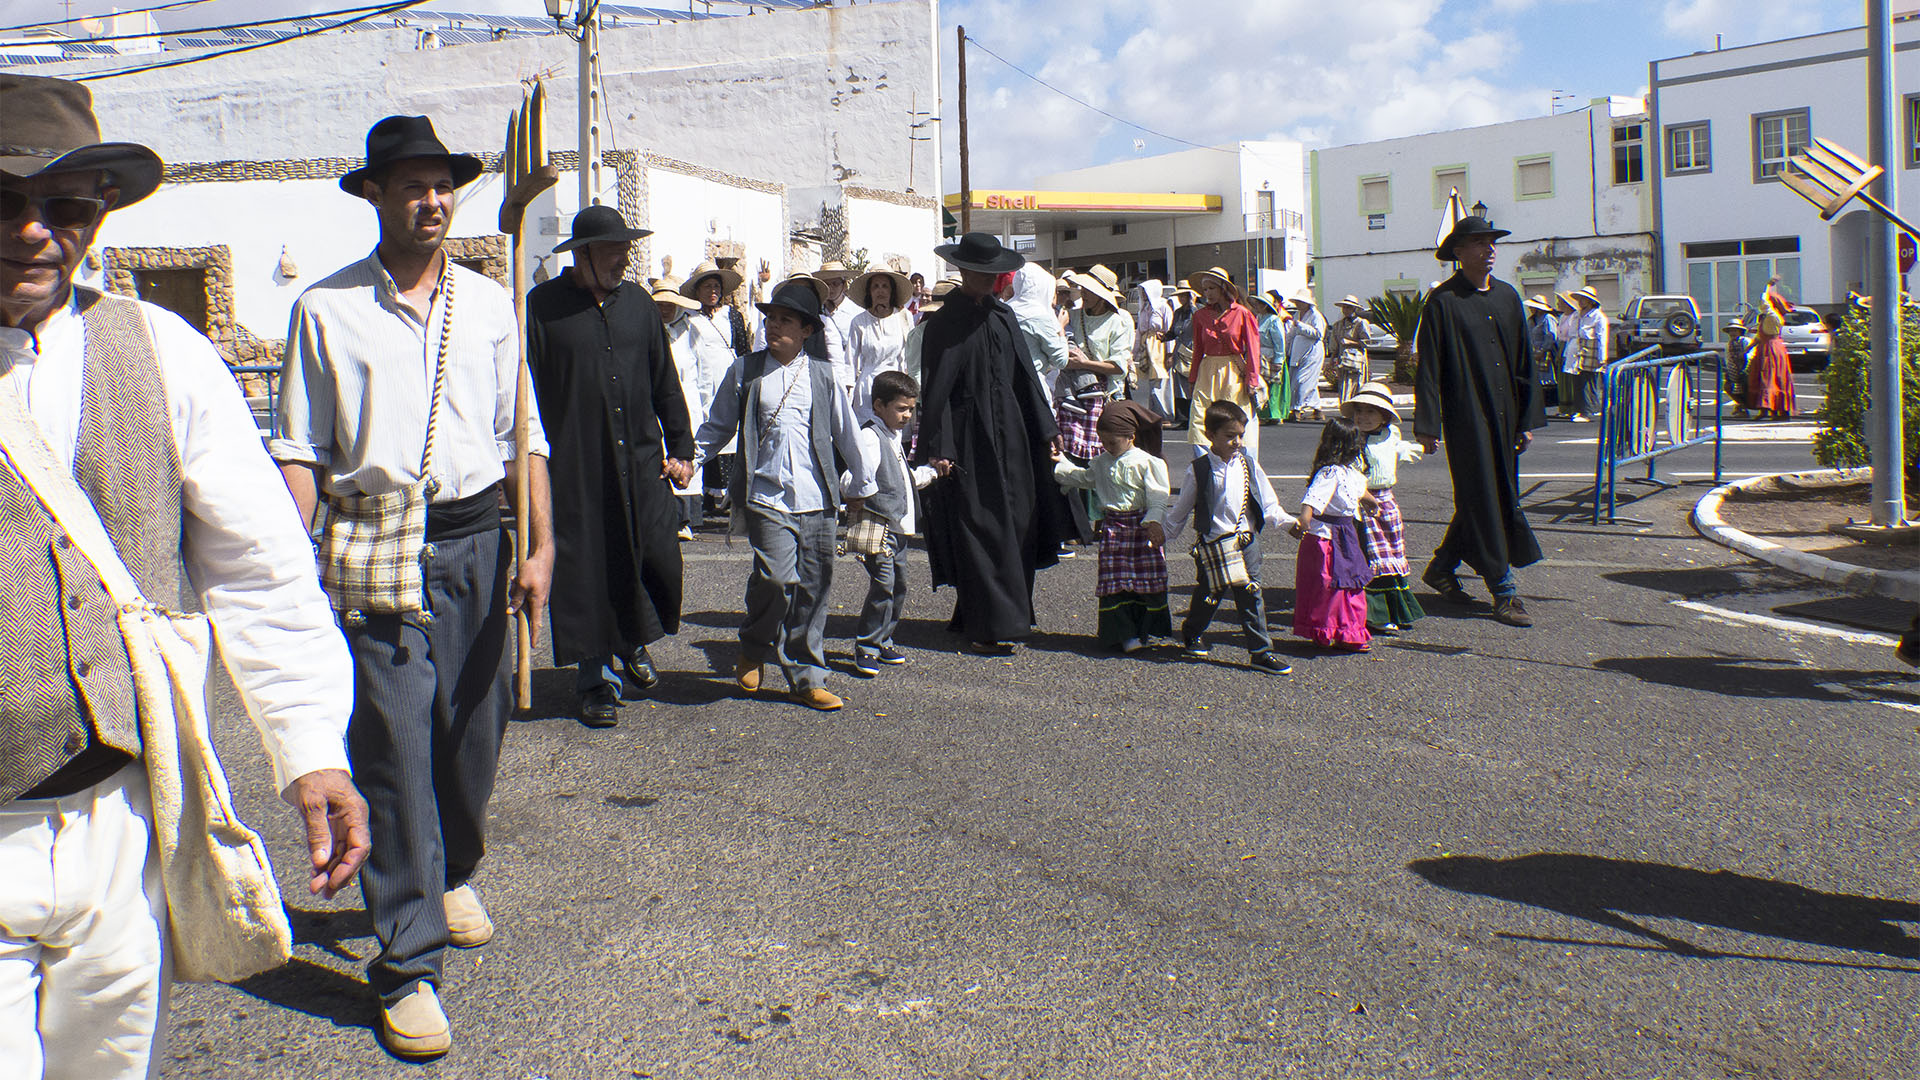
[164,368,1918,1079]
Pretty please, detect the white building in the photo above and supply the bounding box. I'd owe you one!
[946,141,1310,298]
[1649,18,1920,339]
[1311,98,1656,313]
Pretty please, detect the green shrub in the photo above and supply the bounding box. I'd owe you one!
[1813,301,1920,484]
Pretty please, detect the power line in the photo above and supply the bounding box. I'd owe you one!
[69,0,428,81]
[962,34,1236,156]
[0,0,216,36]
[10,3,418,46]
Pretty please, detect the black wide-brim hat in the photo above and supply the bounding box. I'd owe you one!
[553,203,651,252]
[1436,215,1511,261]
[756,279,825,330]
[340,114,483,195]
[0,74,163,207]
[935,231,1025,274]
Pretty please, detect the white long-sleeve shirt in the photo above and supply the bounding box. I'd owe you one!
[851,421,936,535]
[2,290,352,792]
[1164,448,1294,542]
[847,307,911,412]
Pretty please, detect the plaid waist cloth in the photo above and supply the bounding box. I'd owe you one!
[1359,488,1411,578]
[316,484,429,616]
[1096,508,1168,597]
[1056,395,1106,460]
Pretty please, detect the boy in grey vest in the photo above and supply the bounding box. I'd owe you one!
[693,281,875,710]
[850,371,941,676]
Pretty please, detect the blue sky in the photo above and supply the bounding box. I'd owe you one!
[7,0,1870,188]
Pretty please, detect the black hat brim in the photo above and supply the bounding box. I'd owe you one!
[755,299,823,331]
[934,242,1024,274]
[339,151,485,196]
[553,225,652,253]
[1436,224,1511,262]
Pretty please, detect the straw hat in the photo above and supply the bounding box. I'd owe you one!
[1066,263,1126,309]
[1246,292,1278,317]
[814,260,853,280]
[1523,294,1555,314]
[778,272,831,304]
[1756,310,1784,336]
[850,267,912,312]
[680,259,743,299]
[1189,266,1240,299]
[918,277,961,315]
[1286,287,1318,310]
[1168,279,1198,300]
[1569,286,1602,308]
[649,276,700,310]
[1555,290,1580,311]
[1335,294,1365,311]
[1338,381,1399,422]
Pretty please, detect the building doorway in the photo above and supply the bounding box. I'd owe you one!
[1682,238,1801,342]
[130,267,210,336]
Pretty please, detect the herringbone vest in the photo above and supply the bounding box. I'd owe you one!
[0,289,187,803]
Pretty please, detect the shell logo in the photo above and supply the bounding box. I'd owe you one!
[983,193,1039,210]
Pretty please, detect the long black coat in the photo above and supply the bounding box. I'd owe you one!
[913,290,1072,643]
[1412,273,1546,581]
[527,273,694,667]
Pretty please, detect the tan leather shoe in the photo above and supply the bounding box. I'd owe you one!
[380,983,451,1060]
[791,687,843,711]
[734,657,762,692]
[443,884,493,948]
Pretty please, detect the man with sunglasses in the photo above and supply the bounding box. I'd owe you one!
[0,75,368,1077]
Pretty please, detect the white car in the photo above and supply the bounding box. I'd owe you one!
[1778,309,1832,368]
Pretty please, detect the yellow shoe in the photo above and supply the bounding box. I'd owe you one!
[734,658,762,692]
[380,983,452,1060]
[443,884,493,948]
[791,687,843,711]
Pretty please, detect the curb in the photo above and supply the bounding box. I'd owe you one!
[1692,469,1920,603]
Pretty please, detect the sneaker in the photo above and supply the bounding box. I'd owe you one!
[677,525,694,541]
[1118,637,1145,654]
[443,884,494,947]
[1057,544,1077,559]
[1180,635,1212,657]
[1249,651,1291,676]
[380,983,451,1060]
[1421,565,1471,605]
[852,652,881,678]
[875,646,909,665]
[792,687,844,711]
[577,684,619,729]
[1491,596,1533,627]
[1569,414,1591,423]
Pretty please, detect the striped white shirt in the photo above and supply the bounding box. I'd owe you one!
[271,250,549,501]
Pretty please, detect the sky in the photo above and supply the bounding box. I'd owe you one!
[5,0,1874,188]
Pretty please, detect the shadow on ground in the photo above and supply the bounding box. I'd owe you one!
[1593,655,1920,703]
[1411,853,1920,965]
[232,908,383,1031]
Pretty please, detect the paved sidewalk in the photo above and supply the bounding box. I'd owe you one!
[1694,468,1920,602]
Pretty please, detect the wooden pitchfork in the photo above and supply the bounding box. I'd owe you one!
[499,82,558,710]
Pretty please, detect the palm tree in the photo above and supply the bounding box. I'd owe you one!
[1367,293,1424,384]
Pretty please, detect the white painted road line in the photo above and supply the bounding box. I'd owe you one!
[1265,471,1779,481]
[1877,700,1920,716]
[1671,600,1900,647]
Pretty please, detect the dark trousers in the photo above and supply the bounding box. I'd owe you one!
[1179,535,1273,655]
[344,528,512,1003]
[856,537,909,654]
[1427,532,1518,598]
[741,506,834,690]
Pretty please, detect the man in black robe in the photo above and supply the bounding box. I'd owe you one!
[527,206,696,725]
[1413,215,1546,628]
[914,233,1073,654]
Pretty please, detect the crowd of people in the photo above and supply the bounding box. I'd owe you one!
[0,78,1551,1072]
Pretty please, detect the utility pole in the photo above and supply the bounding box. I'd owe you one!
[957,25,971,235]
[1866,0,1906,525]
[579,0,605,209]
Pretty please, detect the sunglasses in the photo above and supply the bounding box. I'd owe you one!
[0,189,109,231]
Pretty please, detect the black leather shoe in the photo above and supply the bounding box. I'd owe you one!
[578,685,619,728]
[621,647,659,698]
[1421,564,1471,604]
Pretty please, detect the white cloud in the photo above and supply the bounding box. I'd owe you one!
[1660,0,1829,46]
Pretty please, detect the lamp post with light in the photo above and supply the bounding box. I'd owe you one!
[544,0,604,211]
[1470,199,1488,220]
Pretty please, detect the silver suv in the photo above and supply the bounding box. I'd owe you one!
[1615,295,1702,357]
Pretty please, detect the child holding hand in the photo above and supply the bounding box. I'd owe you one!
[1290,416,1377,652]
[1342,383,1425,633]
[1051,401,1171,653]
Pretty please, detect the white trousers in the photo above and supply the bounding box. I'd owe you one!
[0,767,167,1080]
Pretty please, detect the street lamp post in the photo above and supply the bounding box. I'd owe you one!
[545,0,605,210]
[1470,199,1488,220]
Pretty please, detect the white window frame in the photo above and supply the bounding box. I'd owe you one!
[1752,108,1810,183]
[1665,121,1711,176]
[1432,164,1469,210]
[1515,154,1554,200]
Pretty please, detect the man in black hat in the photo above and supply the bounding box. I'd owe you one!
[274,114,554,1059]
[1412,215,1545,627]
[914,233,1073,653]
[526,206,694,728]
[692,280,875,711]
[0,74,368,1073]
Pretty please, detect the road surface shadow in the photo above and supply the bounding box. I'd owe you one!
[1411,853,1920,963]
[1593,655,1920,703]
[233,956,377,1031]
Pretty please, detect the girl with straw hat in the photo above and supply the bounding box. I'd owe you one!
[1341,383,1425,633]
[1187,267,1267,453]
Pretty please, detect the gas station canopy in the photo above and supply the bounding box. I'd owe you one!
[943,189,1222,237]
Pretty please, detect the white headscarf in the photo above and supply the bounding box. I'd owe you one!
[1131,278,1172,334]
[1007,263,1059,329]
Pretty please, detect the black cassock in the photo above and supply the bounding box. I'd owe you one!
[527,274,694,668]
[913,291,1073,643]
[1412,273,1547,583]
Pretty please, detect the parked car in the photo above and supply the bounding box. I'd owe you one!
[1613,294,1702,357]
[1779,308,1833,369]
[1363,322,1398,354]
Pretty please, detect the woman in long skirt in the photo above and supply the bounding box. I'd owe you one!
[1186,267,1266,454]
[1745,311,1796,420]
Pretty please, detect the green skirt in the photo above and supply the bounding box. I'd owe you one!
[1098,590,1172,646]
[1365,573,1424,629]
[1263,369,1293,421]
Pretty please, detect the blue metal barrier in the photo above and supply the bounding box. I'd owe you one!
[1591,346,1724,524]
[229,364,280,439]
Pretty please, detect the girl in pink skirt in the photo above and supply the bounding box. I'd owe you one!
[1290,417,1377,651]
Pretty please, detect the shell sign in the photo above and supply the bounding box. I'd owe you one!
[983,193,1039,210]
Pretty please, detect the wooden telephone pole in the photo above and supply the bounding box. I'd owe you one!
[957,25,970,235]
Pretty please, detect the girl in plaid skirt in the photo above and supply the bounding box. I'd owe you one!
[1342,383,1425,632]
[1051,401,1171,652]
